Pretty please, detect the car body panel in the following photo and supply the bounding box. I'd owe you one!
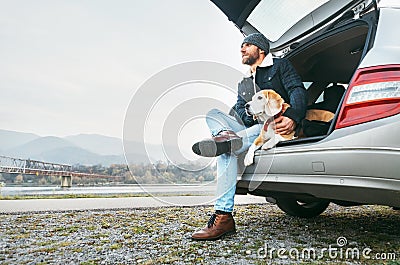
[359,8,400,67]
[378,0,400,8]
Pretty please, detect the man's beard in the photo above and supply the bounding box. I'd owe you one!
[243,56,256,65]
[242,50,259,65]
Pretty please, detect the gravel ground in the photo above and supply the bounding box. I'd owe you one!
[1,203,399,265]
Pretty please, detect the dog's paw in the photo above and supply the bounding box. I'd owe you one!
[261,141,275,150]
[244,152,254,166]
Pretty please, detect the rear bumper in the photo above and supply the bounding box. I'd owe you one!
[236,174,400,207]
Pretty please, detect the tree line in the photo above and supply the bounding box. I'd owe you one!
[0,161,216,185]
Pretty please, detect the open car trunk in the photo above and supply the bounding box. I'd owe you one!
[275,14,374,146]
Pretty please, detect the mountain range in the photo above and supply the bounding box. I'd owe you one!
[0,129,164,166]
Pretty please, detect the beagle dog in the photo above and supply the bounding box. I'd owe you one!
[244,90,295,166]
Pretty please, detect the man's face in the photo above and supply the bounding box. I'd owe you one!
[241,43,261,65]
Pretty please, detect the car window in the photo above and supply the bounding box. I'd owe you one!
[247,0,329,42]
[303,82,313,90]
[315,93,325,104]
[315,83,348,103]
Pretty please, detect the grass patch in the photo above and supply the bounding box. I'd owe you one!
[37,240,57,247]
[58,241,73,248]
[72,247,84,253]
[131,226,146,234]
[86,225,97,231]
[109,243,122,250]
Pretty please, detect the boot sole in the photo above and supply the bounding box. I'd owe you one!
[191,229,236,241]
[192,138,242,157]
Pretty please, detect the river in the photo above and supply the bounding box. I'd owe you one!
[0,184,216,197]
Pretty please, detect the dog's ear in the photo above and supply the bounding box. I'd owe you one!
[264,90,284,116]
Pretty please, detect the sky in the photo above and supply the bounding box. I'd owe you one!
[0,0,247,140]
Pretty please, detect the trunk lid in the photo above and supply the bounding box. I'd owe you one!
[211,0,371,51]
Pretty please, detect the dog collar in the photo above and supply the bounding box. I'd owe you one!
[263,110,284,131]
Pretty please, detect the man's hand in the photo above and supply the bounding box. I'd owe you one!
[273,116,296,135]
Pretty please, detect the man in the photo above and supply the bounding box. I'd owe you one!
[191,33,307,240]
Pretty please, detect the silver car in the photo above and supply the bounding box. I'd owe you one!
[211,0,400,217]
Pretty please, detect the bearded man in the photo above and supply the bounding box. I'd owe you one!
[191,33,307,240]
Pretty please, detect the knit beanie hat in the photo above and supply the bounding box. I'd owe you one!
[242,33,270,53]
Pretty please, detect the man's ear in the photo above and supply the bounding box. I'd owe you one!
[264,91,283,116]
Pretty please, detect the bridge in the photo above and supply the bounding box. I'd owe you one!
[0,155,122,187]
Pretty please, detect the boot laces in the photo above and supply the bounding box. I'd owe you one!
[207,214,217,228]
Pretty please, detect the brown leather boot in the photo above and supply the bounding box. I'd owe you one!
[191,212,236,241]
[192,130,242,157]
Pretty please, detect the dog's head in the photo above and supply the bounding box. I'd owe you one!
[245,90,285,119]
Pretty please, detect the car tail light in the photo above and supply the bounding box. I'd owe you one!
[335,65,400,129]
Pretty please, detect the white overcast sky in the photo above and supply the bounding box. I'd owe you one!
[0,0,247,139]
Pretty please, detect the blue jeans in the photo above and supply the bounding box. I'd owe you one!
[206,108,262,213]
